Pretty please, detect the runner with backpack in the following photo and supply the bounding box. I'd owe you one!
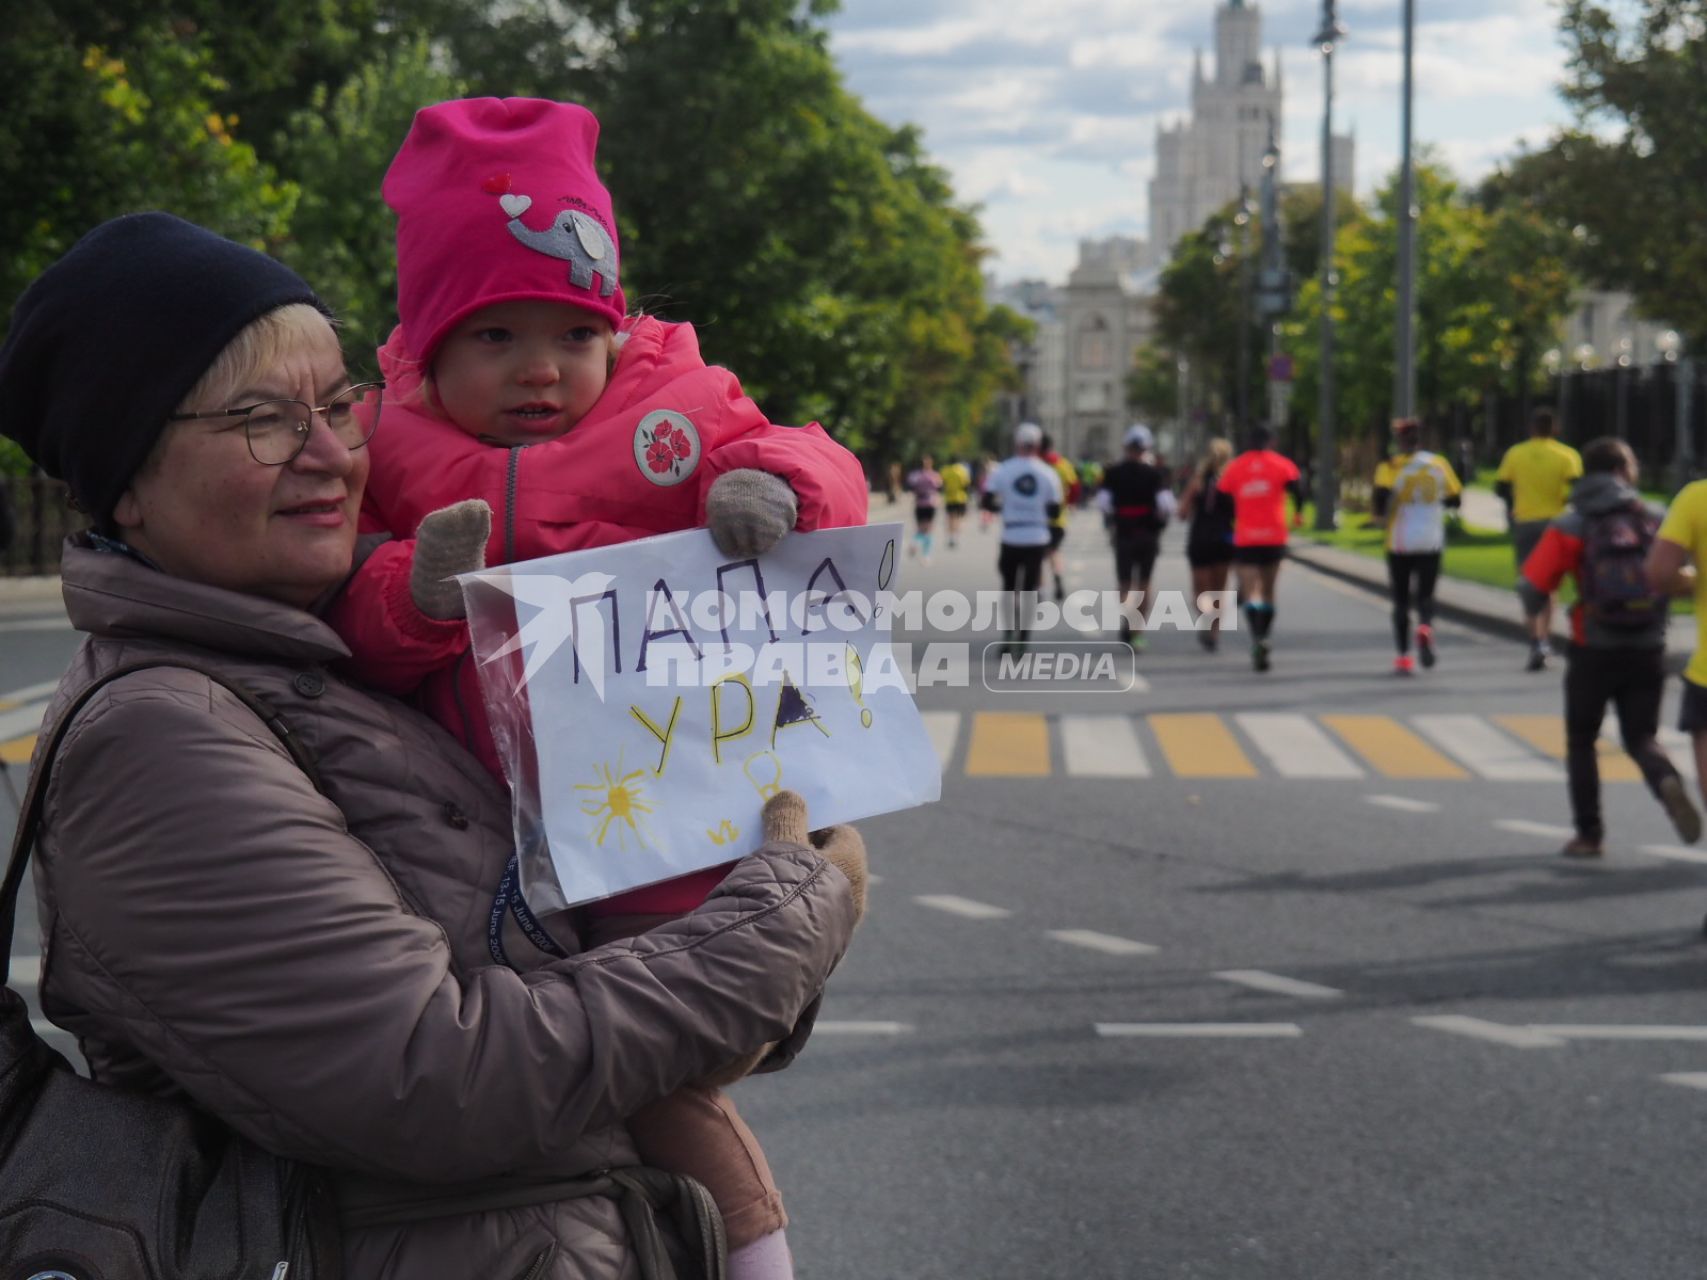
[1519,437,1700,856]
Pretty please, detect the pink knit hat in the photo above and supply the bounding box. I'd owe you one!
[383,97,626,363]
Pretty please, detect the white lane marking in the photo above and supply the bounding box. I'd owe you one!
[1640,844,1707,866]
[1214,970,1343,999]
[913,894,1012,920]
[9,954,41,988]
[813,1021,911,1035]
[919,711,961,771]
[0,703,48,742]
[0,680,60,705]
[1047,929,1158,956]
[1413,714,1562,781]
[1236,713,1363,779]
[1660,1072,1707,1091]
[1412,1016,1566,1048]
[1495,819,1574,839]
[1060,715,1149,777]
[1365,794,1440,814]
[1532,1025,1707,1042]
[1096,1022,1303,1038]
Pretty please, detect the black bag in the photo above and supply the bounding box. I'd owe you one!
[1579,503,1666,629]
[1,661,341,1278]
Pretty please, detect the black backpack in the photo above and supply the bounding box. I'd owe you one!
[1,661,341,1278]
[1578,503,1667,629]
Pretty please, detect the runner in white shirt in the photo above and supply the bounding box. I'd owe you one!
[982,422,1065,653]
[1372,417,1463,675]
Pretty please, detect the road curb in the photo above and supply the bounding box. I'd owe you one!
[1288,542,1548,646]
[1288,541,1696,674]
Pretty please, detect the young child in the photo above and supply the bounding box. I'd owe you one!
[327,97,869,1277]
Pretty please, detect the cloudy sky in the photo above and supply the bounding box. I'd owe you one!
[825,0,1577,284]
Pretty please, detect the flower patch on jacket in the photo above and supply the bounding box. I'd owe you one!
[633,409,701,486]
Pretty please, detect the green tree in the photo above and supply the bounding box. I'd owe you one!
[1283,160,1573,442]
[1126,344,1181,424]
[1493,0,1707,348]
[270,39,466,362]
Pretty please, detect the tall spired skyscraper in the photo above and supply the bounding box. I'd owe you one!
[1146,0,1284,267]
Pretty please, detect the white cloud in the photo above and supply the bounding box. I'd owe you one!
[827,0,1575,282]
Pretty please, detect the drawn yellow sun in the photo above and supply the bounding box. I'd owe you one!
[575,755,655,850]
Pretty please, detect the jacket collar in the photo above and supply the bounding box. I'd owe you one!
[59,535,352,663]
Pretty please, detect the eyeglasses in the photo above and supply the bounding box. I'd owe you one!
[168,381,384,466]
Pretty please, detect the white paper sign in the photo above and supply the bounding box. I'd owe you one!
[460,523,937,906]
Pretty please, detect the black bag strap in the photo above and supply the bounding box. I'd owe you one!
[3,658,325,979]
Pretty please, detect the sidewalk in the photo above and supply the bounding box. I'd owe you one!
[0,575,67,611]
[1287,538,1698,659]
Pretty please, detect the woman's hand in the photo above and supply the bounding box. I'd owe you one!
[410,499,491,620]
[696,793,867,1086]
[761,791,867,923]
[706,470,798,557]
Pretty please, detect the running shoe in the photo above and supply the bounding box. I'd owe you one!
[1659,775,1704,844]
[1054,578,1066,603]
[1129,632,1147,653]
[1393,654,1415,676]
[1416,624,1436,669]
[1525,644,1549,673]
[1559,835,1604,858]
[1198,630,1217,653]
[1251,640,1270,672]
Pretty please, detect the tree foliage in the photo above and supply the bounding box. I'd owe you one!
[1281,160,1575,438]
[0,0,1019,478]
[1489,0,1707,348]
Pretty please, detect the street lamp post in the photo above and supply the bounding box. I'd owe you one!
[1177,355,1190,457]
[1234,188,1255,434]
[1394,0,1417,423]
[1615,336,1633,440]
[1257,118,1293,438]
[1313,0,1346,531]
[1659,330,1692,488]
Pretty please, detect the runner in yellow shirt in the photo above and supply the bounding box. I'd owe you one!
[1372,418,1462,676]
[1497,407,1583,671]
[940,457,971,548]
[1646,481,1707,927]
[1040,431,1081,601]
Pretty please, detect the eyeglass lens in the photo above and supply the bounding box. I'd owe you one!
[245,383,382,464]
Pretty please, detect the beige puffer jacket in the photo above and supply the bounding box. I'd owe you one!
[31,540,860,1278]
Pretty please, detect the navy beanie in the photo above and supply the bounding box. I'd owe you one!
[0,212,326,526]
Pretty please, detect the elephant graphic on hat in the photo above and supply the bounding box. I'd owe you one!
[504,203,619,298]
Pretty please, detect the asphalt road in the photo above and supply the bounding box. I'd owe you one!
[6,512,1707,1277]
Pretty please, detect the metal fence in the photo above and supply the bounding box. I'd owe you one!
[1,472,87,576]
[1468,362,1707,486]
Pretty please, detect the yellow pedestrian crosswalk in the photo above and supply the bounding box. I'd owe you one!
[917,708,1664,783]
[1494,714,1644,783]
[0,706,1679,785]
[1318,715,1468,780]
[1150,714,1259,779]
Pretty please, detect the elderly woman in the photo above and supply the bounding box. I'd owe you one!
[0,213,865,1277]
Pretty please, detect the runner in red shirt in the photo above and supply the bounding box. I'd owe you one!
[1217,424,1307,671]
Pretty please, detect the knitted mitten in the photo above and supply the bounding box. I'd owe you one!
[705,470,798,557]
[410,498,492,621]
[759,790,866,923]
